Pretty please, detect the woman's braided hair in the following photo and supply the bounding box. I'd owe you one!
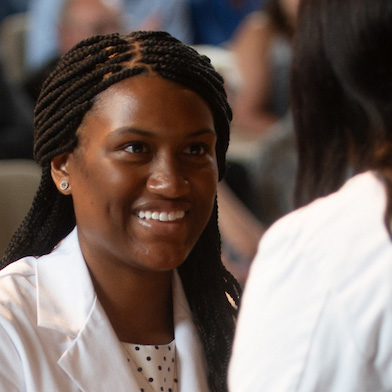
[1,31,240,391]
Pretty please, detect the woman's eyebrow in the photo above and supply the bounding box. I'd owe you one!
[108,127,216,139]
[108,127,154,138]
[187,128,216,138]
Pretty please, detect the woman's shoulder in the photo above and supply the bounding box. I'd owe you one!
[0,257,38,318]
[252,170,391,281]
[268,171,385,237]
[0,256,37,282]
[255,171,389,278]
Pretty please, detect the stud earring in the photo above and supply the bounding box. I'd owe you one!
[60,180,69,191]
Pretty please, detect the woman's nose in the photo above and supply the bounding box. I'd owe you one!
[146,156,190,198]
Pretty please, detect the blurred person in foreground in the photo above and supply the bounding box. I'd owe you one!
[229,0,392,390]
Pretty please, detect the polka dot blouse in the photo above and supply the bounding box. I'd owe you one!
[122,340,178,392]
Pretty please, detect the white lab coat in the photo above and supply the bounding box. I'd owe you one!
[0,228,209,391]
[229,171,392,391]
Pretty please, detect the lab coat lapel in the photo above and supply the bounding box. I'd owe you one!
[36,228,95,336]
[57,297,141,392]
[37,228,140,391]
[173,272,209,392]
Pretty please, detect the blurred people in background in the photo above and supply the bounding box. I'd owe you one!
[246,112,297,226]
[230,0,299,135]
[0,59,33,159]
[222,0,300,231]
[0,0,28,24]
[218,181,264,286]
[57,0,123,53]
[23,0,125,103]
[124,0,192,44]
[188,0,262,46]
[25,0,192,72]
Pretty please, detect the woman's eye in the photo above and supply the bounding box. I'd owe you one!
[184,143,208,156]
[124,143,148,154]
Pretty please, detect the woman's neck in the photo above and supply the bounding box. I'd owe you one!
[88,261,174,344]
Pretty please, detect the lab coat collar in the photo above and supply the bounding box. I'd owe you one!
[172,271,209,391]
[58,296,143,391]
[35,227,209,391]
[36,227,142,390]
[36,227,94,336]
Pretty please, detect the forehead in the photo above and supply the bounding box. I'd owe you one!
[95,73,209,106]
[78,74,216,139]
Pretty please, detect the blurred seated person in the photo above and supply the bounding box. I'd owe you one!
[230,0,299,135]
[25,0,192,72]
[23,0,125,103]
[0,59,33,159]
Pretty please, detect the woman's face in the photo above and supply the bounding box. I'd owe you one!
[54,75,218,274]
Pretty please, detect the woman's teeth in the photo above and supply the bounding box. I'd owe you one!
[137,211,185,222]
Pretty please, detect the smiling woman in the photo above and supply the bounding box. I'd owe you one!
[0,31,239,392]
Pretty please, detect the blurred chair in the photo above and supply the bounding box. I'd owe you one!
[0,12,29,83]
[0,160,41,256]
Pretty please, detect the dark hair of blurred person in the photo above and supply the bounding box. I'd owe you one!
[292,0,392,212]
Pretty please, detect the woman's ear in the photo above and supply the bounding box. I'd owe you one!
[51,152,72,194]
